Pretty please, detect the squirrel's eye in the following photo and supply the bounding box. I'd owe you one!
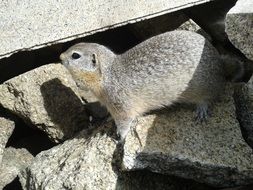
[71,52,81,59]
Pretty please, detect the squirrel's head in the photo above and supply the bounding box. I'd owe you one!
[60,43,115,96]
[60,43,105,74]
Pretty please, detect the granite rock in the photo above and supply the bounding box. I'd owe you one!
[0,147,34,189]
[19,125,119,190]
[234,77,253,149]
[0,117,15,163]
[0,0,213,59]
[225,0,253,60]
[123,86,253,187]
[0,63,88,142]
[19,124,214,190]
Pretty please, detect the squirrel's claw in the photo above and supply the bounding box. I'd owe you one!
[195,102,210,123]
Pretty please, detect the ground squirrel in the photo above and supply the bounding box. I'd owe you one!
[60,30,226,141]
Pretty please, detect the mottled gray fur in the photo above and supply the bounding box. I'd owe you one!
[60,30,226,141]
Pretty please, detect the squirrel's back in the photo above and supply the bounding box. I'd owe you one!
[103,30,225,116]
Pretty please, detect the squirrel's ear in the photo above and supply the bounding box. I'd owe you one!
[92,53,101,74]
[92,53,98,67]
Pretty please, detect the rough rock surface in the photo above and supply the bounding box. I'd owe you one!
[0,0,213,59]
[19,125,214,190]
[234,78,253,149]
[0,117,15,163]
[123,86,253,188]
[0,147,34,189]
[225,0,253,60]
[0,63,88,142]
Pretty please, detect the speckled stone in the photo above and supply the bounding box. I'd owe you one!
[234,77,253,149]
[123,86,253,187]
[0,117,15,163]
[0,0,212,59]
[0,147,34,189]
[19,127,118,190]
[225,0,253,60]
[19,124,214,190]
[0,63,88,142]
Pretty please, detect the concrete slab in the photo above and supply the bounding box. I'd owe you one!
[0,0,212,59]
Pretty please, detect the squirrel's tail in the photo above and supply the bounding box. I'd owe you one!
[221,54,253,83]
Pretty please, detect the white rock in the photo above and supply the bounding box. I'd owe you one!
[0,0,212,59]
[19,124,213,190]
[0,64,88,142]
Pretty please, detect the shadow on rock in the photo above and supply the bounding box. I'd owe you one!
[233,84,253,150]
[40,78,89,140]
[115,169,216,190]
[129,95,253,188]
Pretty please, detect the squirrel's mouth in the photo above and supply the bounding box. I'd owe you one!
[61,60,69,67]
[59,53,65,61]
[59,53,69,66]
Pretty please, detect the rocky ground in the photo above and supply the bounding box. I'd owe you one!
[0,0,253,189]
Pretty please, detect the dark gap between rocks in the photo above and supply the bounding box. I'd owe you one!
[2,107,56,156]
[3,177,22,190]
[0,44,61,84]
[184,0,253,83]
[0,7,192,85]
[0,24,141,84]
[184,0,238,45]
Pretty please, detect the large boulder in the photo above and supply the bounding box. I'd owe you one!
[0,147,34,189]
[19,126,119,190]
[122,86,253,188]
[0,0,213,59]
[225,0,253,60]
[0,63,89,142]
[19,124,213,190]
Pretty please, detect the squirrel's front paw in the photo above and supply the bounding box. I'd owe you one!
[116,127,129,144]
[115,117,136,144]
